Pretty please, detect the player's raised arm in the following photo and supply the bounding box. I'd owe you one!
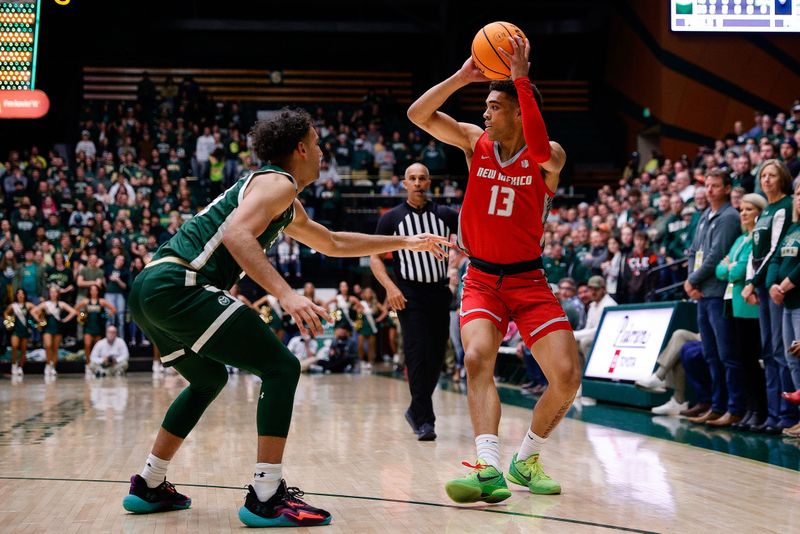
[407,58,486,154]
[499,36,552,164]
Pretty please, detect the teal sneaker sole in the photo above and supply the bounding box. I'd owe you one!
[122,494,191,514]
[238,506,332,527]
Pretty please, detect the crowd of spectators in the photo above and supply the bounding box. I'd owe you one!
[527,101,800,439]
[3,69,800,438]
[0,75,456,357]
[539,104,800,303]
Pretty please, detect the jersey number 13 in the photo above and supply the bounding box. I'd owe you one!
[487,185,515,217]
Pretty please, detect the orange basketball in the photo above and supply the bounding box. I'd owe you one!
[471,21,526,80]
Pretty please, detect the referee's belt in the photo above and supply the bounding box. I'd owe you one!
[469,256,544,276]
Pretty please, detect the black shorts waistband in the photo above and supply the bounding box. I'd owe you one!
[469,257,543,276]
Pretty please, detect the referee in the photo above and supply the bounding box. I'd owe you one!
[371,163,458,441]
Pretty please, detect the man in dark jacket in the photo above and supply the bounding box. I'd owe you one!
[683,169,743,427]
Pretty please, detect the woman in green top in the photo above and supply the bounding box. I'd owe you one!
[766,183,800,418]
[741,160,798,432]
[716,193,766,429]
[34,285,78,377]
[75,284,117,374]
[4,289,42,377]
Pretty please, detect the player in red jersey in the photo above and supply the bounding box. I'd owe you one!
[408,36,580,503]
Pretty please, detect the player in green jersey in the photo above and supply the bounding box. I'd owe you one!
[122,107,449,527]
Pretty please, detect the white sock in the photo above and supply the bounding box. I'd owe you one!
[475,434,501,470]
[141,453,169,489]
[253,462,282,501]
[518,430,547,460]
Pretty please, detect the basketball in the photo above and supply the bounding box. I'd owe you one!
[471,21,526,80]
[5,2,800,532]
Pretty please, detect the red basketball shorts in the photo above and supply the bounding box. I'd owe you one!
[459,265,572,346]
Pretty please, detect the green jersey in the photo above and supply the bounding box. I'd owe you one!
[543,256,568,284]
[749,195,792,287]
[44,223,65,243]
[568,244,592,285]
[155,165,296,290]
[766,222,800,309]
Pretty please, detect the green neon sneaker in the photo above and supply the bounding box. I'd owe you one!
[444,459,512,504]
[507,453,561,495]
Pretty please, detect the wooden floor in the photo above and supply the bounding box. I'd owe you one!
[0,372,796,533]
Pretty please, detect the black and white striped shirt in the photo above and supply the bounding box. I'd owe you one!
[375,201,458,284]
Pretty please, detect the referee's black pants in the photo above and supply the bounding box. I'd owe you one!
[397,281,451,428]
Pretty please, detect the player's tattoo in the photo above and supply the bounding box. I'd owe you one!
[543,398,572,437]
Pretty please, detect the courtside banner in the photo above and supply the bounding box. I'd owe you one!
[0,89,49,118]
[584,306,675,382]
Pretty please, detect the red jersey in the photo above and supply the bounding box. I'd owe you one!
[459,131,554,263]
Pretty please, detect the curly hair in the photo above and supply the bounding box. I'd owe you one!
[488,79,543,109]
[250,107,313,163]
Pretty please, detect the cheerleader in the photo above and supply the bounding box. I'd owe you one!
[302,282,324,306]
[252,293,288,342]
[34,285,78,377]
[75,284,116,376]
[5,289,41,377]
[355,287,380,370]
[325,280,357,315]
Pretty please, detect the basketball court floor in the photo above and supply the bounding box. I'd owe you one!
[0,372,797,533]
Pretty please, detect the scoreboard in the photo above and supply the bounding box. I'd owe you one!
[672,0,800,32]
[0,0,40,90]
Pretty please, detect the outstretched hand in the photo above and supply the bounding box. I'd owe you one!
[279,292,332,337]
[498,35,530,80]
[404,233,452,260]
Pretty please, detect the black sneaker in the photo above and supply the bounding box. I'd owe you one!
[404,408,420,434]
[418,423,437,441]
[238,480,331,527]
[122,474,191,513]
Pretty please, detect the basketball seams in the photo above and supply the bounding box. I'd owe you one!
[496,21,520,42]
[471,43,507,78]
[481,27,510,71]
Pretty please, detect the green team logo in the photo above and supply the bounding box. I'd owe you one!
[754,232,760,245]
[218,295,231,306]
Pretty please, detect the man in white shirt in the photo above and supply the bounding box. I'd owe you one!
[286,334,320,372]
[676,171,696,203]
[194,126,216,178]
[573,275,617,365]
[277,236,301,278]
[75,130,97,159]
[316,159,340,188]
[90,325,130,376]
[108,174,136,206]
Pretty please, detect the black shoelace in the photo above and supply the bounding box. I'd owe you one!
[284,486,306,504]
